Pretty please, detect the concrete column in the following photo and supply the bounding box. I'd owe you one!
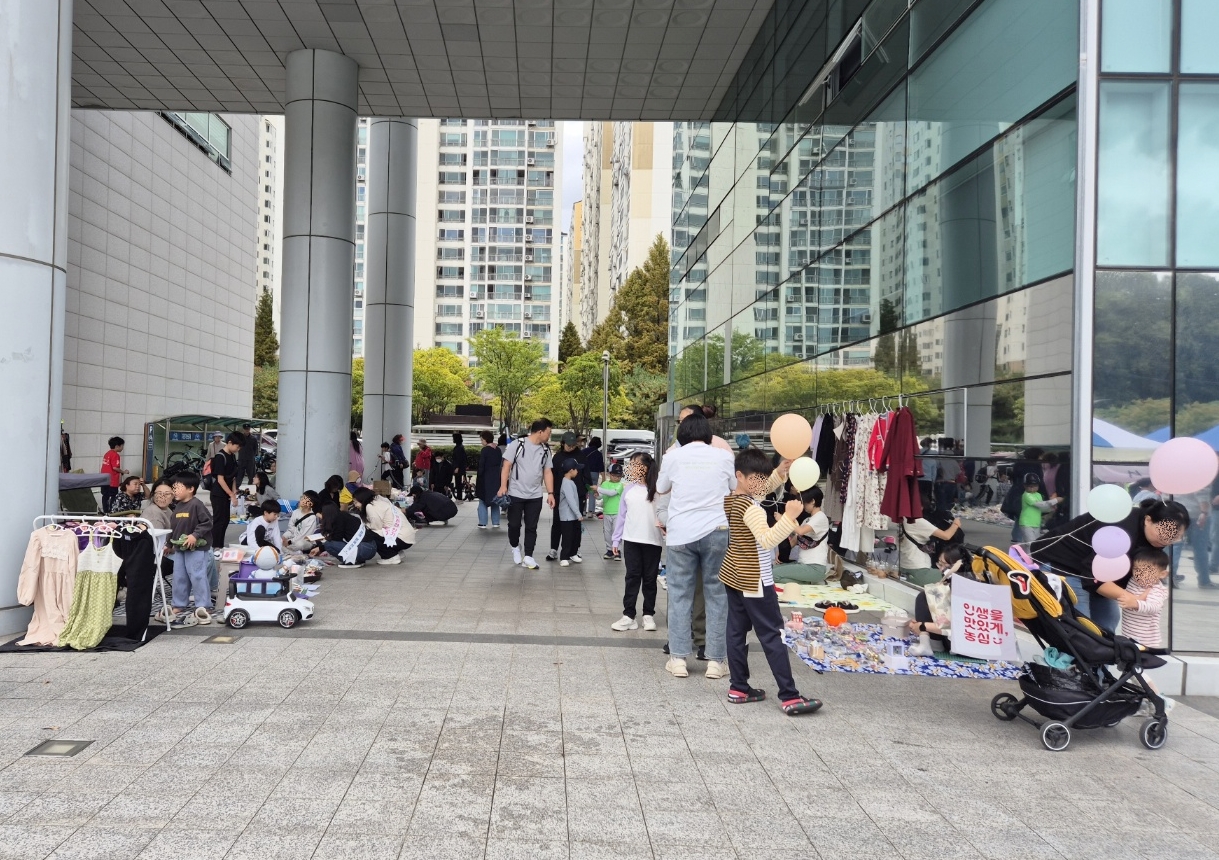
[362,118,417,455]
[0,0,73,634]
[278,50,359,496]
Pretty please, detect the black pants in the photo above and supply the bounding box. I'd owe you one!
[549,507,563,554]
[623,540,661,618]
[914,592,951,649]
[238,457,256,484]
[560,520,581,560]
[374,534,412,558]
[210,492,231,549]
[508,496,544,556]
[725,584,800,701]
[100,486,117,513]
[116,532,156,641]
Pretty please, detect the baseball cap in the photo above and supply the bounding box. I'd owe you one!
[561,431,578,446]
[609,463,624,476]
[559,458,578,472]
[1023,472,1041,485]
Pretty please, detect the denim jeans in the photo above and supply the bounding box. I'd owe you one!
[172,549,211,610]
[323,539,378,564]
[1172,523,1212,586]
[665,527,729,661]
[477,499,501,527]
[1089,593,1120,634]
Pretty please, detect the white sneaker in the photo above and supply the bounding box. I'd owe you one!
[704,660,727,680]
[338,562,364,569]
[375,554,401,565]
[665,657,688,678]
[477,524,486,529]
[491,523,500,529]
[570,554,583,563]
[512,546,523,565]
[545,550,558,561]
[523,556,539,570]
[658,576,668,591]
[559,559,571,567]
[642,615,657,631]
[611,615,638,631]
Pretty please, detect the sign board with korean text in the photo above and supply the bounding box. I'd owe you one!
[949,574,1020,661]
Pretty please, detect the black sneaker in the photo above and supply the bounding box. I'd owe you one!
[603,551,615,560]
[697,646,707,661]
[662,643,670,655]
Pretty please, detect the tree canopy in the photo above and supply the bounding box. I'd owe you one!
[557,321,584,368]
[253,288,279,368]
[412,347,478,422]
[469,327,548,434]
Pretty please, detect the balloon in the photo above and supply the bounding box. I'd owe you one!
[770,413,813,460]
[1091,525,1131,559]
[1092,553,1130,583]
[789,457,821,491]
[823,606,848,627]
[1087,484,1133,524]
[1150,437,1219,495]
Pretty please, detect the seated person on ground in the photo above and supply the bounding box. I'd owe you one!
[908,545,971,655]
[239,500,284,551]
[406,486,459,524]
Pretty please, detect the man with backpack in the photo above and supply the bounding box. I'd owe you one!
[498,419,556,570]
[205,432,243,550]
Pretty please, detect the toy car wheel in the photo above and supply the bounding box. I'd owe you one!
[1140,718,1168,750]
[227,609,249,629]
[278,609,299,629]
[990,693,1019,721]
[1041,721,1071,752]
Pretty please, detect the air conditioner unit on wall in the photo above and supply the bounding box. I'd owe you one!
[475,310,484,318]
[525,216,534,224]
[546,137,555,146]
[524,274,532,281]
[524,311,532,319]
[526,158,535,166]
[525,254,534,262]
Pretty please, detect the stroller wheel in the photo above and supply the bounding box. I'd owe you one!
[1140,718,1168,750]
[990,693,1019,721]
[1041,721,1071,752]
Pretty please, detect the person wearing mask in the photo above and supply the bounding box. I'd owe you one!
[432,451,455,499]
[498,419,556,570]
[475,430,504,529]
[451,432,468,500]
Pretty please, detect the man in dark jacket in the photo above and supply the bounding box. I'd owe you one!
[451,433,468,500]
[238,423,259,484]
[407,487,459,524]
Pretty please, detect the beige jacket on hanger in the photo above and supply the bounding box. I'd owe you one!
[18,528,79,646]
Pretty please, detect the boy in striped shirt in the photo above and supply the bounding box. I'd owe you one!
[719,448,822,716]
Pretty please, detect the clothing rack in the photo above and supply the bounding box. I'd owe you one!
[32,514,173,639]
[816,393,906,416]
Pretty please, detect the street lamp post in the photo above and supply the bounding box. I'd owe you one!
[601,350,611,453]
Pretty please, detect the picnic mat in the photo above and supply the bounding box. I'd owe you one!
[0,625,165,654]
[777,583,897,614]
[784,624,1023,680]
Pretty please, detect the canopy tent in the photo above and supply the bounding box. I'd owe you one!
[141,415,276,481]
[1092,418,1159,449]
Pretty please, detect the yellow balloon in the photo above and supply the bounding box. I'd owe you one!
[789,457,821,491]
[770,413,812,459]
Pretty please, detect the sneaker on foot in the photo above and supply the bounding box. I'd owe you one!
[662,643,670,655]
[338,562,364,569]
[570,554,583,563]
[642,615,657,631]
[523,556,540,570]
[375,555,402,565]
[697,646,707,661]
[658,576,668,591]
[477,524,487,529]
[491,523,500,529]
[559,559,571,567]
[545,550,558,561]
[512,546,523,565]
[603,551,615,560]
[705,660,727,679]
[665,657,688,678]
[611,615,638,631]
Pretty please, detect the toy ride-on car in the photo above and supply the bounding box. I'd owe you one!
[223,575,315,629]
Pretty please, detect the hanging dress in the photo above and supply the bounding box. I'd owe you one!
[58,537,122,650]
[17,528,79,646]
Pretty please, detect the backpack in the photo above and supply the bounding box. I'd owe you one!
[201,456,216,491]
[1000,482,1023,520]
[508,439,549,487]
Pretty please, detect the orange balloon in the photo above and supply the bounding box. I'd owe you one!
[824,606,848,627]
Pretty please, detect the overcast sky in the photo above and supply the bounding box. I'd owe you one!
[560,120,583,235]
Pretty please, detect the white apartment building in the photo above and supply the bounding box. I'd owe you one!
[256,116,284,329]
[580,121,672,340]
[412,119,563,361]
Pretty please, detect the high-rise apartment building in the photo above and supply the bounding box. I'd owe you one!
[411,119,563,361]
[256,116,284,328]
[580,121,673,339]
[353,118,370,358]
[560,200,583,331]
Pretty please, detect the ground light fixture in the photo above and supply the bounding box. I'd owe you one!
[25,740,93,757]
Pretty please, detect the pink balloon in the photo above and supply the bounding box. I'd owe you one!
[1091,525,1131,559]
[1150,437,1219,495]
[770,413,813,460]
[1092,553,1130,583]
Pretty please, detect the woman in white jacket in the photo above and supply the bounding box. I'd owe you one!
[608,452,665,632]
[351,487,416,565]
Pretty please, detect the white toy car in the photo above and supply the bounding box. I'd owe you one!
[222,575,315,629]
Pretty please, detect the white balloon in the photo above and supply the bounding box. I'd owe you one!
[789,457,821,491]
[1087,484,1133,524]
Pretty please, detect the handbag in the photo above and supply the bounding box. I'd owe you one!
[493,494,511,511]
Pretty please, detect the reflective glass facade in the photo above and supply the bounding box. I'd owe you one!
[669,0,1078,462]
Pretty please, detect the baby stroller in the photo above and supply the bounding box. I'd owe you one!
[972,546,1169,752]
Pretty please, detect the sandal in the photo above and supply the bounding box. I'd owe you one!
[194,607,214,625]
[728,687,766,704]
[781,696,823,716]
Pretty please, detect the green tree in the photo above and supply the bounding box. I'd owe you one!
[253,288,279,367]
[621,367,669,430]
[873,298,901,376]
[351,358,364,430]
[253,363,279,420]
[557,321,584,368]
[412,347,478,422]
[616,234,671,376]
[586,306,626,363]
[469,327,548,434]
[557,351,623,435]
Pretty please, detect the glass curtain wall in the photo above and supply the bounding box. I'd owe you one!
[669,0,1079,467]
[1094,0,1219,651]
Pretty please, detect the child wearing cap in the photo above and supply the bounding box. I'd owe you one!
[1016,472,1059,546]
[597,464,625,560]
[557,458,583,567]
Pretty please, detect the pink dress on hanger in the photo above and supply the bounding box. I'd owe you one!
[17,528,79,646]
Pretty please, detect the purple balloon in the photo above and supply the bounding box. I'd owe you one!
[1091,525,1131,559]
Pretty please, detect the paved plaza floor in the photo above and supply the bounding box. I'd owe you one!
[2,505,1219,859]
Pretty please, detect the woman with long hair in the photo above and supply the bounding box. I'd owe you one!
[349,430,364,478]
[351,486,416,564]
